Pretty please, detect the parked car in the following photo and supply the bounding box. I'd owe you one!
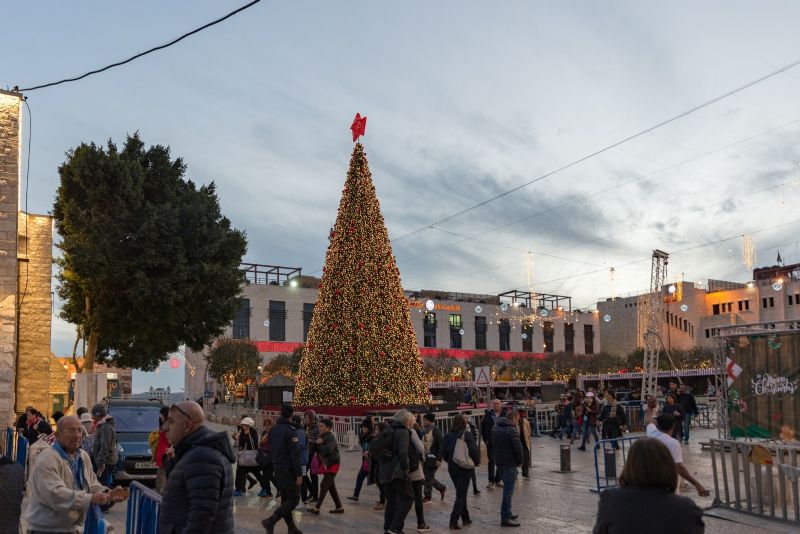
[106,399,162,484]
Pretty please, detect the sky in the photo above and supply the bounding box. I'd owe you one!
[5,1,800,393]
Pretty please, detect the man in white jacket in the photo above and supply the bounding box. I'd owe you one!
[24,415,113,533]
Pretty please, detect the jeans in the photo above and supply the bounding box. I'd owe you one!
[271,467,300,525]
[448,465,472,526]
[580,420,598,448]
[412,479,425,526]
[470,469,478,493]
[261,462,277,495]
[486,446,498,484]
[498,466,518,521]
[423,463,446,499]
[353,468,368,498]
[383,479,414,532]
[317,473,342,509]
[682,416,692,442]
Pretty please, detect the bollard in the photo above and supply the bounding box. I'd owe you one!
[604,448,616,480]
[560,444,571,472]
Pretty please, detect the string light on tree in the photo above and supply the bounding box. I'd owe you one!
[294,115,428,406]
[742,234,757,271]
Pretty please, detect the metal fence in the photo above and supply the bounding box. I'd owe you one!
[2,428,28,468]
[126,481,162,534]
[592,435,642,493]
[710,438,800,525]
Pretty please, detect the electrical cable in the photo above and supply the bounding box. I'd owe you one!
[389,57,800,244]
[18,98,32,310]
[16,0,261,92]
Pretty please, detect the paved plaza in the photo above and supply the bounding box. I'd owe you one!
[95,423,799,533]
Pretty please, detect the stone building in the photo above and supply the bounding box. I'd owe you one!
[0,90,54,426]
[185,262,601,400]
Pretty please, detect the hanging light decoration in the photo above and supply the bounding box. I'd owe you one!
[742,235,756,271]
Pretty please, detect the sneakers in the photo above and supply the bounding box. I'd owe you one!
[473,489,481,495]
[329,508,344,514]
[501,519,521,527]
[261,517,276,534]
[417,524,431,532]
[495,481,504,488]
[486,482,495,489]
[233,490,244,497]
[577,446,586,451]
[346,495,359,501]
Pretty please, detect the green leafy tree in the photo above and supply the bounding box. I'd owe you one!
[205,338,262,395]
[262,346,304,379]
[54,134,247,371]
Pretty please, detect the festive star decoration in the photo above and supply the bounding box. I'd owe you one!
[351,113,367,142]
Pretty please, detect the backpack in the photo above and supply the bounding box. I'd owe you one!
[369,426,394,463]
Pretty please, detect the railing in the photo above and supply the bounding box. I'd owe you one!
[2,427,12,458]
[592,435,641,493]
[2,428,28,469]
[126,481,162,534]
[710,438,800,525]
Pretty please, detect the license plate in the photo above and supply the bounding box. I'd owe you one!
[135,462,156,469]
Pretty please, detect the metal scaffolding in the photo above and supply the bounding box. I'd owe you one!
[641,250,669,398]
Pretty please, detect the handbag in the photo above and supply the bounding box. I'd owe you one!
[310,453,320,475]
[237,449,258,467]
[317,454,340,475]
[452,431,475,469]
[361,456,370,472]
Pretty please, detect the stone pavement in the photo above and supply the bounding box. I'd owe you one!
[103,424,791,533]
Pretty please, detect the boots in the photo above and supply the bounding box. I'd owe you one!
[261,515,278,534]
[286,515,303,534]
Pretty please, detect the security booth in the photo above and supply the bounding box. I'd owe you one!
[257,374,296,408]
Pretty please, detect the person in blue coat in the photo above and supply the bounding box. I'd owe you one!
[262,404,303,534]
[491,411,524,527]
[290,414,309,502]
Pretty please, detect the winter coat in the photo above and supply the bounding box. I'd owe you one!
[378,420,410,483]
[442,429,480,470]
[582,400,600,426]
[593,486,704,534]
[600,403,627,439]
[293,424,309,468]
[677,393,698,417]
[24,417,52,445]
[317,431,340,467]
[93,415,118,466]
[236,427,259,451]
[422,424,443,464]
[518,417,532,451]
[0,456,24,534]
[160,426,235,534]
[305,417,320,457]
[268,417,302,476]
[480,409,504,449]
[491,418,524,468]
[24,446,106,532]
[662,403,684,422]
[409,429,425,482]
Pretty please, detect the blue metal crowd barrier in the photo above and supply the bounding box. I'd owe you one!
[15,433,27,466]
[126,481,162,534]
[2,427,12,458]
[592,435,642,493]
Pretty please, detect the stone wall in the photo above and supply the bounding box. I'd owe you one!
[0,91,20,427]
[16,213,52,415]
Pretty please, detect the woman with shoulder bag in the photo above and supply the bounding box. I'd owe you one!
[410,419,431,532]
[308,418,344,514]
[234,417,263,496]
[442,414,480,530]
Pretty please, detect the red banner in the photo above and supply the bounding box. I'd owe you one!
[254,341,544,361]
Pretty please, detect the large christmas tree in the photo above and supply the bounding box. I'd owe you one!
[295,130,429,406]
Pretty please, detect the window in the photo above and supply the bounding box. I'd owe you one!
[268,300,286,341]
[683,319,688,332]
[705,328,710,339]
[543,321,554,353]
[498,319,510,351]
[790,295,794,306]
[302,303,315,342]
[450,314,462,349]
[712,304,720,315]
[232,299,250,339]
[424,312,437,348]
[474,316,487,350]
[584,324,594,354]
[564,323,575,353]
[522,321,533,352]
[763,297,775,309]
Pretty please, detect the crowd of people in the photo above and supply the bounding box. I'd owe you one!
[2,385,709,534]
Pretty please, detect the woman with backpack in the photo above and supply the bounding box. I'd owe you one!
[307,418,343,514]
[442,413,480,530]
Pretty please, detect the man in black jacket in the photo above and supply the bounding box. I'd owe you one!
[676,384,698,444]
[379,410,415,534]
[421,412,446,503]
[481,399,505,488]
[262,404,303,534]
[160,401,235,534]
[491,410,524,527]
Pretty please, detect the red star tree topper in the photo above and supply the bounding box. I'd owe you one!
[294,126,429,406]
[351,113,367,142]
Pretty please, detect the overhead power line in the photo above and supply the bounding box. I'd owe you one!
[390,56,800,243]
[16,0,261,92]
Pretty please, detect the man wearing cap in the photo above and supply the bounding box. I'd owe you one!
[160,401,236,534]
[261,404,303,534]
[90,403,118,488]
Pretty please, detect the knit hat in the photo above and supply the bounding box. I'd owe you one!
[240,417,255,427]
